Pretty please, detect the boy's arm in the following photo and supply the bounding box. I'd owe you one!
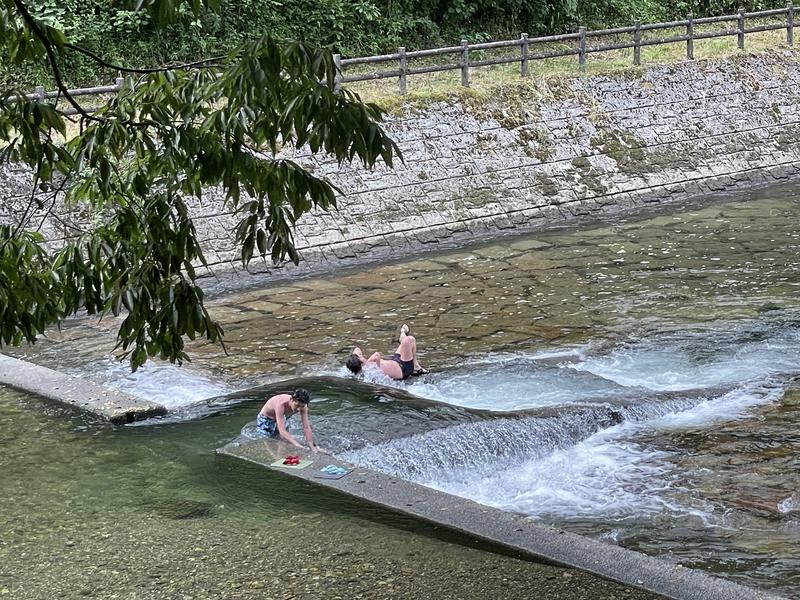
[274,405,304,449]
[299,407,317,450]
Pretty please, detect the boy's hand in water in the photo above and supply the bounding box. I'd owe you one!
[313,447,330,455]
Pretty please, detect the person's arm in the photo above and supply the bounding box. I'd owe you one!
[274,404,304,449]
[299,406,317,451]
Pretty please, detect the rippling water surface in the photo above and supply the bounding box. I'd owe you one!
[6,186,800,597]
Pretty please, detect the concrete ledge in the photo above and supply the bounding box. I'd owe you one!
[0,354,166,423]
[217,437,787,600]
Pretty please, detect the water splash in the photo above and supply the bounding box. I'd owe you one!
[569,320,800,392]
[341,380,783,524]
[66,359,231,409]
[341,396,697,483]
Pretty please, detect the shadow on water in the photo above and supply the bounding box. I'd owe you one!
[212,451,540,565]
[107,392,542,565]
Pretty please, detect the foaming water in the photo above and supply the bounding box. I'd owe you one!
[451,435,687,521]
[66,359,232,409]
[569,320,800,391]
[404,353,627,411]
[434,384,780,523]
[341,320,797,531]
[340,406,620,481]
[339,385,783,537]
[643,383,784,430]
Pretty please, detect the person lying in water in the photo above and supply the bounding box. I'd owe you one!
[345,324,429,381]
[256,388,322,452]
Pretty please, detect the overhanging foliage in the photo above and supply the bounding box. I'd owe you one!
[0,0,400,370]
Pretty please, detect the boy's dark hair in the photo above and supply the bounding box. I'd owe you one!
[291,388,310,404]
[345,354,362,374]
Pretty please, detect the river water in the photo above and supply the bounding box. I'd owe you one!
[4,184,800,597]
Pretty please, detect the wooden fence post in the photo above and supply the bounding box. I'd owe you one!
[687,13,695,59]
[520,33,529,77]
[738,8,745,49]
[633,21,641,65]
[333,54,342,92]
[398,47,407,95]
[788,2,795,46]
[34,85,44,102]
[460,39,470,87]
[578,27,587,72]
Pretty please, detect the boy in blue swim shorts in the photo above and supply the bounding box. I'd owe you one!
[256,388,321,452]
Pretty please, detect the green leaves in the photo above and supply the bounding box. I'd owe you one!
[127,0,216,25]
[0,226,61,346]
[0,3,399,371]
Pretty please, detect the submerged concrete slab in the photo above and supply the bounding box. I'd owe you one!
[0,354,166,423]
[218,437,787,600]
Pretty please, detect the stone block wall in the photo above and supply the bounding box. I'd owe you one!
[3,49,800,284]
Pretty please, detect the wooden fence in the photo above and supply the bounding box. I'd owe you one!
[20,4,800,102]
[23,78,123,116]
[334,4,798,94]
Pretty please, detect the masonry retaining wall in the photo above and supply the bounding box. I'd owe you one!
[2,49,800,282]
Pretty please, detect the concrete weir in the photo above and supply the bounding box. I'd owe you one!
[218,437,786,600]
[0,354,166,423]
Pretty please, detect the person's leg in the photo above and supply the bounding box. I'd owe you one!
[396,326,428,374]
[395,335,417,364]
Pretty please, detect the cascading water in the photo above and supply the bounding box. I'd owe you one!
[65,358,232,408]
[336,314,799,536]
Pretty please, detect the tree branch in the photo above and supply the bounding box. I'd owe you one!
[64,42,225,74]
[35,175,73,234]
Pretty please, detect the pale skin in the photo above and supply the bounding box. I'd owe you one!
[258,394,319,451]
[352,334,423,381]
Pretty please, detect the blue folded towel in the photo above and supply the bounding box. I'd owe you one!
[320,464,348,475]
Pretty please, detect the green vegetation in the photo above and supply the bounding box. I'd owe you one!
[0,0,399,370]
[13,1,792,89]
[347,26,794,109]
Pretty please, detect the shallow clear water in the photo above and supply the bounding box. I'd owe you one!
[6,185,800,597]
[5,385,651,600]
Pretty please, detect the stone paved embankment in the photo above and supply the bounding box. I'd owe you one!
[2,50,799,283]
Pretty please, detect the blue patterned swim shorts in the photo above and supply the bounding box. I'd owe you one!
[256,413,279,436]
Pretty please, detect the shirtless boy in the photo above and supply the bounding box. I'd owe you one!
[345,324,429,381]
[257,388,320,451]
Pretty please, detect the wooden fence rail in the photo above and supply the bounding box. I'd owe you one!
[17,4,800,102]
[13,78,123,115]
[334,3,798,94]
